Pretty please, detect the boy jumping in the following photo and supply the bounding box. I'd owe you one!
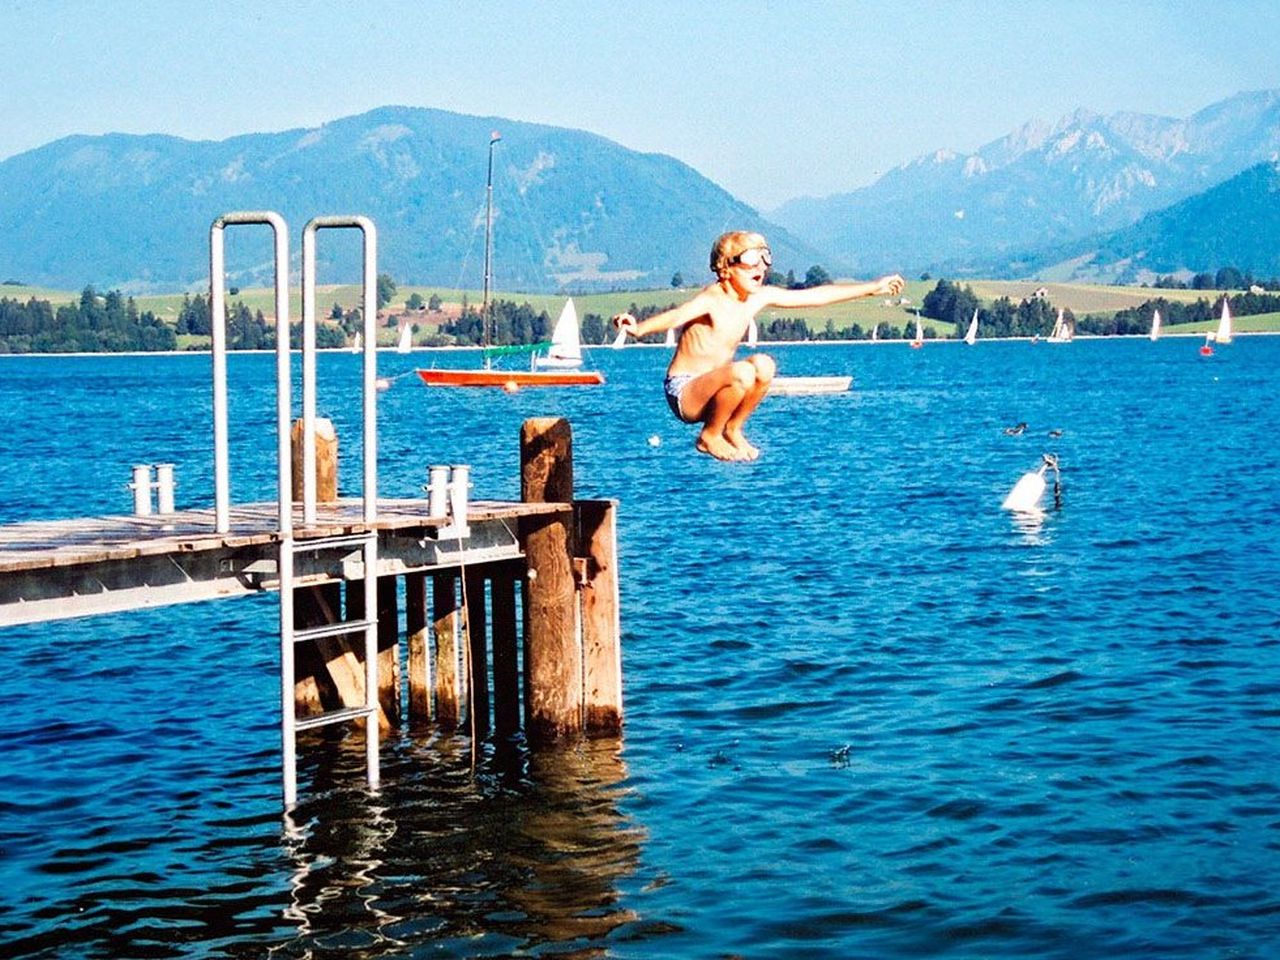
[613,231,905,461]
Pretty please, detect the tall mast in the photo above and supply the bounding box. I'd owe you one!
[482,131,501,362]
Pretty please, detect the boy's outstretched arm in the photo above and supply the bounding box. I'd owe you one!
[613,290,714,339]
[764,274,906,309]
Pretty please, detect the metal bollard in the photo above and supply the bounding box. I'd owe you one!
[426,465,450,517]
[448,465,471,538]
[154,463,176,514]
[130,464,154,516]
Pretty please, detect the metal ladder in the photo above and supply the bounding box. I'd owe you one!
[210,212,381,807]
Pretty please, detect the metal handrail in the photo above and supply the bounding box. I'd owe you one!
[209,211,291,537]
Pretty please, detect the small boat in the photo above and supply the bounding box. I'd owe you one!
[532,298,584,369]
[869,322,879,342]
[396,322,412,354]
[664,326,676,347]
[417,133,602,390]
[746,318,759,348]
[1046,308,1072,344]
[351,331,362,353]
[910,316,923,348]
[1200,299,1232,356]
[963,308,978,345]
[770,375,852,396]
[417,368,603,388]
[1149,309,1161,341]
[1212,298,1233,344]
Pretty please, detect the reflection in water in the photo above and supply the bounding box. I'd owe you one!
[274,733,646,957]
[1009,507,1050,546]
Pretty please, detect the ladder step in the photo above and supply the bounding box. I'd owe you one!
[293,619,376,643]
[295,704,377,732]
[286,532,377,553]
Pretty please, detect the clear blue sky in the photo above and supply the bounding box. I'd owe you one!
[3,0,1279,210]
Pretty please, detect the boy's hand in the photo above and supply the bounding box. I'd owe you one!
[612,313,638,335]
[879,274,906,297]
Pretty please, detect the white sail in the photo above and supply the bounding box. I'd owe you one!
[396,323,412,353]
[1150,309,1161,341]
[1047,308,1071,343]
[533,298,584,369]
[664,326,676,347]
[964,309,978,345]
[351,331,362,353]
[747,317,759,347]
[1213,299,1232,344]
[912,316,923,344]
[870,322,878,341]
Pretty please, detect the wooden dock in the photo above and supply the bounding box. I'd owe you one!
[1,416,623,801]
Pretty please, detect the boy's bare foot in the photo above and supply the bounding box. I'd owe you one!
[724,428,759,461]
[696,433,744,461]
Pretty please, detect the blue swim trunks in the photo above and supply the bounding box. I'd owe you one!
[664,374,697,424]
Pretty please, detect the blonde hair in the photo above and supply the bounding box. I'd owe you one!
[710,231,769,277]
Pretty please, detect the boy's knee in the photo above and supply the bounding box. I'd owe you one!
[731,360,758,390]
[750,354,776,382]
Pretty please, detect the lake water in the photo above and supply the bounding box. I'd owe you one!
[1,338,1278,958]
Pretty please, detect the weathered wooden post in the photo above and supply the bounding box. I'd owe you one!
[290,417,337,502]
[464,567,491,737]
[576,500,623,734]
[433,572,462,728]
[345,576,401,727]
[405,572,431,727]
[519,417,583,740]
[490,561,521,736]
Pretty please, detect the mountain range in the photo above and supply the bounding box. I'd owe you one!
[0,107,822,294]
[770,89,1280,280]
[2,92,1279,293]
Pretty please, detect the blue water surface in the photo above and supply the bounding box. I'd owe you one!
[1,337,1277,958]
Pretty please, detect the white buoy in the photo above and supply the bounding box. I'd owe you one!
[1002,464,1048,512]
[647,435,661,447]
[1003,454,1061,512]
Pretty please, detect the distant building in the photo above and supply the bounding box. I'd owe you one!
[1034,286,1049,299]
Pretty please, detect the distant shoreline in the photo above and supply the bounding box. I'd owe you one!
[1,330,1274,360]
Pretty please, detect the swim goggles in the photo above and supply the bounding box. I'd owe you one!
[729,247,772,268]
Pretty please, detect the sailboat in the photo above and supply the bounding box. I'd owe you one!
[746,317,759,348]
[1046,308,1072,344]
[532,298,584,369]
[664,326,676,347]
[351,331,362,353]
[910,315,923,348]
[417,133,603,388]
[963,308,978,345]
[870,322,879,342]
[1149,309,1161,341]
[396,322,413,354]
[1200,299,1232,356]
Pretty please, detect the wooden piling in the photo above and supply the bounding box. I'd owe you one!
[290,417,337,502]
[432,572,462,729]
[490,561,521,736]
[463,568,491,737]
[577,500,623,735]
[405,572,431,727]
[345,576,401,728]
[520,417,583,741]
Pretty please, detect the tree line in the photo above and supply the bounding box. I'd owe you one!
[922,278,1280,340]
